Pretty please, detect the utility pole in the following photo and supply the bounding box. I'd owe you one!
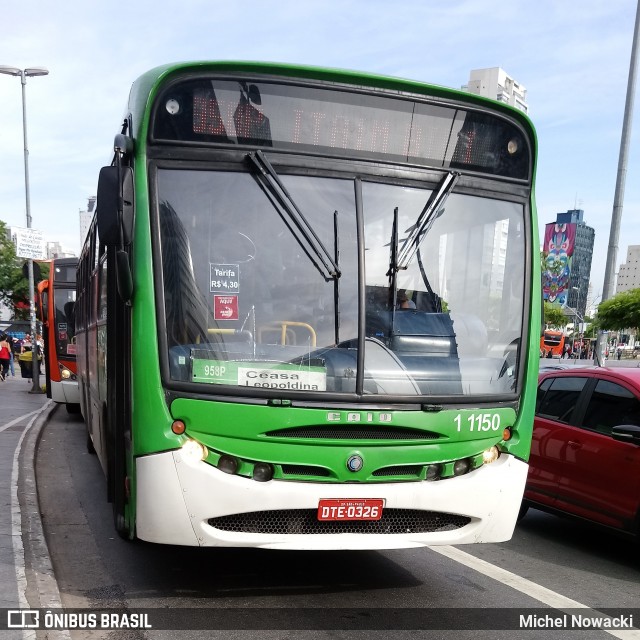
[596,0,640,364]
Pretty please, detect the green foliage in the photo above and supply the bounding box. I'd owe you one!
[0,221,29,318]
[582,315,597,338]
[543,301,567,328]
[597,289,640,332]
[0,220,49,320]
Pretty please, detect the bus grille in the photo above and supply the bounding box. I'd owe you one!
[265,426,440,440]
[372,465,423,477]
[208,509,470,535]
[280,465,332,477]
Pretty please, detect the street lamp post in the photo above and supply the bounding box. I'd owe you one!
[0,65,48,393]
[571,286,585,358]
[571,286,583,331]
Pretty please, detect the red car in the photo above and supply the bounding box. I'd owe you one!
[522,367,640,538]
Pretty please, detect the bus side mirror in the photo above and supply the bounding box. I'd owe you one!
[97,164,135,302]
[96,165,134,246]
[37,280,49,322]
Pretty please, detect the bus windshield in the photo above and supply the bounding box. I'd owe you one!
[158,167,525,398]
[53,287,77,358]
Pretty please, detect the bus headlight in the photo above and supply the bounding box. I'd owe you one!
[482,446,501,465]
[181,439,208,462]
[453,458,472,476]
[59,365,73,379]
[425,463,443,481]
[253,462,274,482]
[218,454,239,475]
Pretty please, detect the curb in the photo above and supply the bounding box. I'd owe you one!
[17,400,72,640]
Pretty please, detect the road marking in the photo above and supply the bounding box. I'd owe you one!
[433,545,640,639]
[11,410,43,640]
[10,401,71,640]
[0,409,41,434]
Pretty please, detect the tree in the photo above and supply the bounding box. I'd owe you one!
[0,221,30,318]
[596,289,640,333]
[581,315,597,339]
[543,301,567,329]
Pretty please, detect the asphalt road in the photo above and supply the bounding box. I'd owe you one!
[36,406,640,640]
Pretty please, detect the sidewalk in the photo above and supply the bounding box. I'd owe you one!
[0,372,62,638]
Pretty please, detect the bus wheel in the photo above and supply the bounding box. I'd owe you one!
[114,509,127,538]
[86,430,96,454]
[112,432,131,540]
[517,502,529,522]
[112,473,130,539]
[106,405,131,540]
[112,457,130,539]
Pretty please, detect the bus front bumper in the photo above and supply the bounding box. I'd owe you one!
[50,379,80,404]
[135,450,528,549]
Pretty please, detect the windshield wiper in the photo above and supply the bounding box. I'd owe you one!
[386,172,458,329]
[395,171,460,271]
[248,150,340,281]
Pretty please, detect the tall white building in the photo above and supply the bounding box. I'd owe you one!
[79,196,96,249]
[45,241,76,259]
[462,67,529,114]
[616,245,640,293]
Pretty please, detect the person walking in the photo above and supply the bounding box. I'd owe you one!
[7,336,16,377]
[0,335,11,381]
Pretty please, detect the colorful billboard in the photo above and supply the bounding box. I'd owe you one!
[542,222,576,307]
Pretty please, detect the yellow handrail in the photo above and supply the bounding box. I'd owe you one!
[258,321,316,347]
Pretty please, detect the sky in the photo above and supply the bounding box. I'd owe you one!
[1,0,639,305]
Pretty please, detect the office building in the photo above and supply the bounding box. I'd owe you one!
[79,196,96,248]
[45,241,75,259]
[542,209,594,320]
[616,245,640,293]
[462,67,529,114]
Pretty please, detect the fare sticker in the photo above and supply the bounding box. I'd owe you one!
[210,263,239,293]
[213,295,239,321]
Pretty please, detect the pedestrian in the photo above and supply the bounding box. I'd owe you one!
[0,335,11,381]
[617,347,622,361]
[7,336,15,377]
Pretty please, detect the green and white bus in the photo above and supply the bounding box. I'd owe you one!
[76,61,539,549]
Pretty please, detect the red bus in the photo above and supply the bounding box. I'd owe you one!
[37,257,80,412]
[540,330,565,358]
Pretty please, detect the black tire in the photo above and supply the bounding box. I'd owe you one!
[86,430,96,454]
[66,403,81,414]
[111,412,131,540]
[517,502,529,522]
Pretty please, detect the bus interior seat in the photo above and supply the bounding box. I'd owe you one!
[366,311,459,358]
[449,312,488,357]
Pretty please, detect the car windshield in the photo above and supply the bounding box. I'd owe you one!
[156,168,525,399]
